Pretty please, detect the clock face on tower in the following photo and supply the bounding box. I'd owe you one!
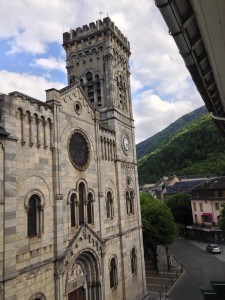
[123,137,129,151]
[122,135,129,154]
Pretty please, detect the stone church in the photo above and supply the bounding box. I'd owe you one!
[0,17,147,300]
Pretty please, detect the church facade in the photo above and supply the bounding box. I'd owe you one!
[0,17,147,300]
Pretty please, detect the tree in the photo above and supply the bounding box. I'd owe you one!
[166,193,192,226]
[140,193,177,269]
[220,204,225,239]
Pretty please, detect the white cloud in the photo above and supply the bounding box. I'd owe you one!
[31,57,66,73]
[1,0,77,54]
[130,75,143,93]
[0,70,64,100]
[0,0,205,143]
[133,89,204,144]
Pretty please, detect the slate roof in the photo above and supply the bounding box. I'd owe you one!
[192,176,225,191]
[165,179,208,195]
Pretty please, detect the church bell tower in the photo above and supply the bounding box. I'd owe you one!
[63,17,132,120]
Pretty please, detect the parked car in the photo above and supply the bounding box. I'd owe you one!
[206,244,221,254]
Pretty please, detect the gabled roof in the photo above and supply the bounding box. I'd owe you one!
[165,179,208,195]
[178,175,216,181]
[192,176,225,191]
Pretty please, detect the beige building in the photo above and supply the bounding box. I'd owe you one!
[189,177,225,243]
[0,17,147,300]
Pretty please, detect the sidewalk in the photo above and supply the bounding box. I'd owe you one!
[145,245,184,300]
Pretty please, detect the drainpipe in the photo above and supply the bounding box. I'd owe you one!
[155,0,194,67]
[210,112,225,122]
[155,0,225,134]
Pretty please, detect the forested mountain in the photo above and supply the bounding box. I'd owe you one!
[136,106,207,160]
[138,112,225,185]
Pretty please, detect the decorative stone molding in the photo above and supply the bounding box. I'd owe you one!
[67,263,84,282]
[29,292,46,300]
[24,189,46,211]
[55,224,104,278]
[17,107,54,149]
[16,263,54,283]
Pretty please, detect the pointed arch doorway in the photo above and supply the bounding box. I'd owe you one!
[67,250,101,300]
[68,286,85,300]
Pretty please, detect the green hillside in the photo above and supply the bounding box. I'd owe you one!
[136,106,207,160]
[138,113,225,185]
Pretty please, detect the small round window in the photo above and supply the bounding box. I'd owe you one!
[75,101,82,114]
[69,130,90,170]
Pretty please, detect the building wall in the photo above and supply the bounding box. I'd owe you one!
[191,199,225,225]
[0,17,147,300]
[0,87,146,299]
[0,142,4,296]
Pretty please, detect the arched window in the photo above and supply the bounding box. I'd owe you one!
[79,182,85,225]
[106,191,114,219]
[119,74,122,86]
[126,191,130,214]
[70,193,76,227]
[110,257,118,288]
[117,73,126,110]
[131,248,137,274]
[27,195,42,238]
[87,192,94,224]
[130,191,134,214]
[86,72,94,103]
[29,292,46,300]
[126,191,134,216]
[86,71,92,82]
[95,74,102,106]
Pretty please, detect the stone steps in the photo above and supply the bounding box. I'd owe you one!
[145,245,184,300]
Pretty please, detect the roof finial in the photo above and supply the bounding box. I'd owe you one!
[98,11,104,20]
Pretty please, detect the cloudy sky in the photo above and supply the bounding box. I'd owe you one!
[0,0,204,143]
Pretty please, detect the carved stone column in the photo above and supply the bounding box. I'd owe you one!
[113,141,116,160]
[54,263,64,300]
[100,137,104,160]
[104,139,107,160]
[39,204,44,236]
[75,200,79,228]
[107,139,110,161]
[50,122,55,150]
[20,112,26,145]
[36,118,41,148]
[29,116,34,147]
[43,119,48,149]
[110,141,113,161]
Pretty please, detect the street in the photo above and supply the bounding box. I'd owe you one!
[167,238,225,300]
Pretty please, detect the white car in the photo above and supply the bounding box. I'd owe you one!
[206,244,221,254]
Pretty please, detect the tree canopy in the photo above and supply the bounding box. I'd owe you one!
[166,193,192,225]
[140,193,177,251]
[138,114,225,184]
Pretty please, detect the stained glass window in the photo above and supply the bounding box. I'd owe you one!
[69,131,89,170]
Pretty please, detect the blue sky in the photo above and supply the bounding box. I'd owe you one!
[0,0,204,143]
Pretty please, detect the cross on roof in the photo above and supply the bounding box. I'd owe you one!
[98,11,104,20]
